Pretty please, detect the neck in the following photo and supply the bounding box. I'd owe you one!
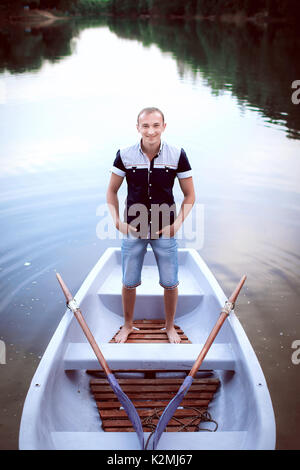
[141,139,161,160]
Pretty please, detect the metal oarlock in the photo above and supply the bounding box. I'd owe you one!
[221,300,235,316]
[67,299,79,313]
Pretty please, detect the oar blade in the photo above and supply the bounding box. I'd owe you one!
[107,374,144,450]
[56,274,144,449]
[150,375,194,450]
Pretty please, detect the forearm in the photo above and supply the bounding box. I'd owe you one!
[174,194,195,228]
[106,190,120,227]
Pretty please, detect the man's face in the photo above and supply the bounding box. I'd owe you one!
[137,111,166,147]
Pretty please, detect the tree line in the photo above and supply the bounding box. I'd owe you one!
[1,8,299,139]
[1,0,300,22]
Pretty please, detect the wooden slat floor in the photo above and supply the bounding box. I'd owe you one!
[109,319,191,343]
[90,320,219,433]
[90,376,220,432]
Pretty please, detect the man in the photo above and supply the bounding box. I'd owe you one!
[106,107,195,343]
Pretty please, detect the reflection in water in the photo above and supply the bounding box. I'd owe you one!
[0,17,300,450]
[1,17,300,139]
[0,20,81,74]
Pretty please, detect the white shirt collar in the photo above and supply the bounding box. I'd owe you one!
[138,139,164,156]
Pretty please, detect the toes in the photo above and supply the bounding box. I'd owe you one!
[166,328,181,344]
[115,326,133,343]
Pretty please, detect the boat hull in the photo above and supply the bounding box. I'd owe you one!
[19,248,276,450]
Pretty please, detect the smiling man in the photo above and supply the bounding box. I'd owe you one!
[106,107,195,343]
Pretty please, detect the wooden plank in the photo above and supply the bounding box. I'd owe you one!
[125,329,185,335]
[92,385,216,399]
[90,377,220,385]
[123,339,191,343]
[99,408,209,419]
[91,384,217,392]
[102,419,202,429]
[88,369,214,376]
[96,399,212,409]
[126,334,170,339]
[91,386,218,396]
[125,333,189,339]
[104,426,199,432]
[133,319,168,324]
[91,386,218,395]
[92,391,215,400]
[101,416,205,428]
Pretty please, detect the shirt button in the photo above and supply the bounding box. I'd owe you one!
[149,183,152,186]
[149,196,152,199]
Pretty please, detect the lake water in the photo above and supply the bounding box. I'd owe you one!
[0,17,300,450]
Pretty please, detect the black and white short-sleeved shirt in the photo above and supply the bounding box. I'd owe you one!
[111,141,192,237]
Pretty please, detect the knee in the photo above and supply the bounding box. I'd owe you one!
[122,283,139,290]
[161,283,179,291]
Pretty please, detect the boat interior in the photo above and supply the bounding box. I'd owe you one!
[22,248,274,450]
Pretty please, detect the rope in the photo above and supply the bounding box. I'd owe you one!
[143,407,218,450]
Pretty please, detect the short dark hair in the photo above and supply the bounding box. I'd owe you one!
[137,107,165,124]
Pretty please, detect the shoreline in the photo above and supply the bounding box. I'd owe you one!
[0,8,71,28]
[0,8,290,29]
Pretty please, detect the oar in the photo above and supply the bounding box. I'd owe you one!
[56,273,145,450]
[149,275,247,450]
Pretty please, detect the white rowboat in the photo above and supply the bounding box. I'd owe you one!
[19,248,276,450]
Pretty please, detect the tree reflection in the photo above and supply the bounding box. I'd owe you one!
[0,17,299,139]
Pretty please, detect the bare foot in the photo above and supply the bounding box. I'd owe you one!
[115,325,133,343]
[166,326,181,344]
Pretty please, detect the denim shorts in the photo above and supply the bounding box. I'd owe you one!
[121,235,179,290]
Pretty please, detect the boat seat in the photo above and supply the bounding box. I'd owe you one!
[50,431,248,450]
[63,342,236,370]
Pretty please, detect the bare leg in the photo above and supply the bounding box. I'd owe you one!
[164,287,181,343]
[115,286,136,343]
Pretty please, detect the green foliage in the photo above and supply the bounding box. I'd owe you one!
[1,0,299,22]
[0,10,299,138]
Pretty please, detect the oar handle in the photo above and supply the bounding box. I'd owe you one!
[56,273,111,376]
[189,275,246,378]
[229,274,247,304]
[56,273,74,303]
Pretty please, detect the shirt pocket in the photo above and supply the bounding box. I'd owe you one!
[163,166,176,184]
[126,166,147,189]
